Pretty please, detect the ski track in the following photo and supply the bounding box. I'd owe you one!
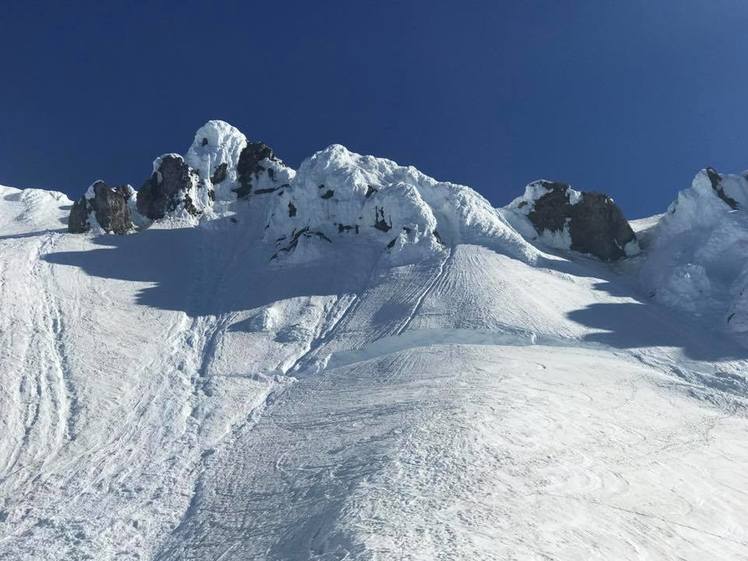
[396,247,453,336]
[2,190,748,560]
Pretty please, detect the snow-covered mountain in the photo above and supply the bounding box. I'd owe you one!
[1,121,747,561]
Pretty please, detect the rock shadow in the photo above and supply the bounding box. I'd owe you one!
[43,217,374,317]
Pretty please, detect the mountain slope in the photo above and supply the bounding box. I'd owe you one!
[1,127,747,560]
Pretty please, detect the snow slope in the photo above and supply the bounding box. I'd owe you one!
[1,135,748,561]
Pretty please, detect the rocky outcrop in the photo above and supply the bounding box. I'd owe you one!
[234,141,279,198]
[515,180,639,261]
[68,181,133,234]
[68,198,90,233]
[705,167,739,210]
[136,155,201,220]
[68,121,297,233]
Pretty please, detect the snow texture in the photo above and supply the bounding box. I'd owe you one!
[641,167,748,335]
[264,144,536,266]
[2,125,748,561]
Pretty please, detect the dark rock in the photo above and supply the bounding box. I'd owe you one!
[271,226,331,260]
[211,162,228,184]
[182,193,199,216]
[254,187,280,195]
[374,207,391,232]
[68,198,90,233]
[321,189,334,199]
[706,167,739,210]
[288,201,297,217]
[137,155,199,220]
[365,185,378,198]
[234,141,276,198]
[527,180,637,261]
[68,181,133,234]
[91,182,133,234]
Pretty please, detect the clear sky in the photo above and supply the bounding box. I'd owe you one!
[1,0,747,218]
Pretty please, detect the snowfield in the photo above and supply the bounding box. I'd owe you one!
[1,126,747,560]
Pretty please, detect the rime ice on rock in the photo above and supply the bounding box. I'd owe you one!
[641,166,748,334]
[184,120,294,204]
[263,144,535,265]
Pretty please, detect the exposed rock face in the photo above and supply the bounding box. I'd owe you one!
[705,167,739,210]
[68,198,90,233]
[211,162,228,185]
[525,180,638,261]
[68,181,133,234]
[137,155,200,220]
[234,141,278,198]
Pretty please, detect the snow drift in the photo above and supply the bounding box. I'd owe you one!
[640,166,748,337]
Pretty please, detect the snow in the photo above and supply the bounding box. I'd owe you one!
[184,120,247,200]
[640,168,748,337]
[2,133,748,560]
[502,180,583,253]
[623,238,641,257]
[264,144,536,265]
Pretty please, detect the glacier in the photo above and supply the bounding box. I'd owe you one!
[0,121,747,560]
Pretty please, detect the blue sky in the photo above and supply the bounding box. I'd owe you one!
[1,0,747,217]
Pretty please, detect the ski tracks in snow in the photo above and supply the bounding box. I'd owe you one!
[396,247,453,336]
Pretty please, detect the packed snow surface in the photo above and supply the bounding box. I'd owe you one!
[1,127,748,560]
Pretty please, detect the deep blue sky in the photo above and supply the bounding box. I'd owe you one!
[1,1,747,218]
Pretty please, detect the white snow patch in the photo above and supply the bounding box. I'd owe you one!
[641,167,748,340]
[264,144,537,265]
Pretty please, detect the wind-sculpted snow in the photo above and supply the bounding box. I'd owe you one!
[640,167,748,341]
[184,120,248,198]
[3,133,748,561]
[264,144,537,265]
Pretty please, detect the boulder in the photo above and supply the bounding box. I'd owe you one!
[68,181,133,234]
[137,154,200,220]
[523,180,639,261]
[68,198,90,233]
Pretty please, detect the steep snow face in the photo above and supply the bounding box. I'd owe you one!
[3,175,748,561]
[642,168,748,337]
[264,144,537,265]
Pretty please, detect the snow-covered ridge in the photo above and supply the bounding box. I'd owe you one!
[263,143,536,265]
[60,120,748,339]
[65,120,644,268]
[5,131,748,560]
